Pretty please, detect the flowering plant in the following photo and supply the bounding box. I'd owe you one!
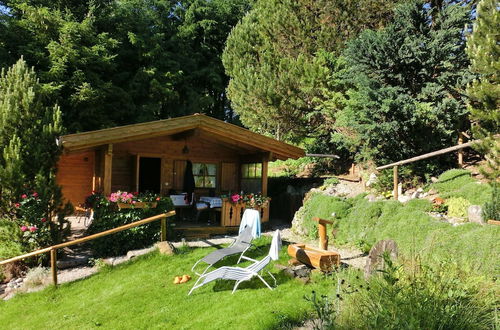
[13,191,52,251]
[227,192,270,209]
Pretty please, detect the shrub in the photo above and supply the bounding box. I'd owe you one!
[482,184,499,221]
[446,197,471,218]
[293,192,352,239]
[0,218,24,260]
[322,177,340,186]
[341,259,496,329]
[86,192,174,257]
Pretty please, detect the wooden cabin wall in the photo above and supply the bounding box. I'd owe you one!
[56,151,94,206]
[111,135,241,195]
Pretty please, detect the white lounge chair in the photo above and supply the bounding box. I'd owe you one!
[191,225,254,276]
[188,230,281,295]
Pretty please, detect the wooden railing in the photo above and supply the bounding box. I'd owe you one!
[376,135,494,200]
[0,211,176,286]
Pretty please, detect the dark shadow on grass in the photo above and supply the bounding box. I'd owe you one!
[210,269,294,293]
[435,172,470,185]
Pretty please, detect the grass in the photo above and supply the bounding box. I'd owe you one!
[0,237,331,329]
[429,169,492,205]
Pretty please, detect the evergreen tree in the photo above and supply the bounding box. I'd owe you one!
[0,58,63,218]
[223,0,399,142]
[466,0,499,183]
[335,0,473,168]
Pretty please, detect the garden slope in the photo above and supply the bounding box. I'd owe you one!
[295,170,499,277]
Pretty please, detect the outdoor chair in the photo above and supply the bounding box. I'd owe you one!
[188,230,281,295]
[191,225,254,276]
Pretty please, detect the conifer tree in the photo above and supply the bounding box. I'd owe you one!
[0,58,63,216]
[466,0,499,183]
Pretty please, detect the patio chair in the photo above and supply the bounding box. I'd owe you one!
[191,225,254,276]
[188,230,281,295]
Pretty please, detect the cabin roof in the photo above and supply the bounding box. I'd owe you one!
[59,114,304,160]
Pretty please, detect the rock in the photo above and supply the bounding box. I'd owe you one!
[430,177,439,183]
[364,240,398,279]
[366,173,377,187]
[411,188,424,199]
[156,241,176,256]
[427,188,438,196]
[365,194,378,202]
[398,195,411,203]
[405,188,416,196]
[294,265,311,278]
[468,205,484,225]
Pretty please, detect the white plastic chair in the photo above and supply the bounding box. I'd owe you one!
[188,230,282,295]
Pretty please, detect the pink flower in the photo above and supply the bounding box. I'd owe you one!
[32,192,38,198]
[29,226,37,232]
[14,203,20,208]
[41,218,47,223]
[20,225,28,232]
[21,194,27,199]
[231,194,240,203]
[121,192,128,197]
[156,197,161,201]
[132,200,137,204]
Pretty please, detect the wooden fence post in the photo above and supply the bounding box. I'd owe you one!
[313,218,334,250]
[50,249,58,286]
[458,132,464,167]
[160,217,167,242]
[393,166,399,200]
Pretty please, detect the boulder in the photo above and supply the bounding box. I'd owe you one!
[364,240,398,279]
[156,241,176,256]
[468,205,484,225]
[366,173,378,187]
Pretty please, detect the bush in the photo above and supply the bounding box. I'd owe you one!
[0,219,24,260]
[23,267,50,288]
[482,184,499,221]
[86,192,174,257]
[431,169,492,205]
[340,259,496,329]
[446,197,471,218]
[292,192,352,239]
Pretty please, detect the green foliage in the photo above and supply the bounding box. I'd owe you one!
[0,0,250,132]
[431,169,492,205]
[269,157,313,177]
[322,177,340,186]
[333,0,473,168]
[223,0,398,142]
[87,192,174,257]
[0,219,24,260]
[332,196,499,275]
[0,58,69,257]
[341,260,496,329]
[482,185,499,220]
[445,197,471,218]
[293,193,352,239]
[372,167,423,193]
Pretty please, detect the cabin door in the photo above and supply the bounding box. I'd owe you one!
[138,157,161,194]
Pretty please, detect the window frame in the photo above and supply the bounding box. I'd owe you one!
[193,162,217,188]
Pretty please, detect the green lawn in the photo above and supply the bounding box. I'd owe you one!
[0,238,331,329]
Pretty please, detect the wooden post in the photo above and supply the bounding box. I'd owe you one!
[393,166,399,200]
[261,153,270,196]
[160,217,167,242]
[313,218,334,250]
[458,132,464,167]
[103,144,113,196]
[50,249,58,286]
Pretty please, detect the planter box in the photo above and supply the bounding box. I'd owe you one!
[117,202,157,209]
[220,198,270,227]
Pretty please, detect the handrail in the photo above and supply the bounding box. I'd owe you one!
[0,210,176,286]
[375,134,499,199]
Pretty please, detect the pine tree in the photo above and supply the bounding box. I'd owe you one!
[466,0,499,220]
[0,58,63,217]
[466,0,499,184]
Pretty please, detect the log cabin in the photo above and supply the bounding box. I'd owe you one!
[56,114,304,230]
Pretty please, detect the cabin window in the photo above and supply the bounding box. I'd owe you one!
[241,163,262,179]
[193,163,217,188]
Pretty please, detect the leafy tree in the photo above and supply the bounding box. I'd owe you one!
[223,0,399,142]
[466,0,499,183]
[333,0,473,168]
[0,58,68,246]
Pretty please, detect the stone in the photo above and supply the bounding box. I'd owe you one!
[468,205,484,225]
[430,177,439,183]
[398,195,411,203]
[364,240,398,279]
[405,188,416,196]
[427,188,438,196]
[156,241,176,256]
[366,173,377,187]
[411,188,423,200]
[365,194,378,202]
